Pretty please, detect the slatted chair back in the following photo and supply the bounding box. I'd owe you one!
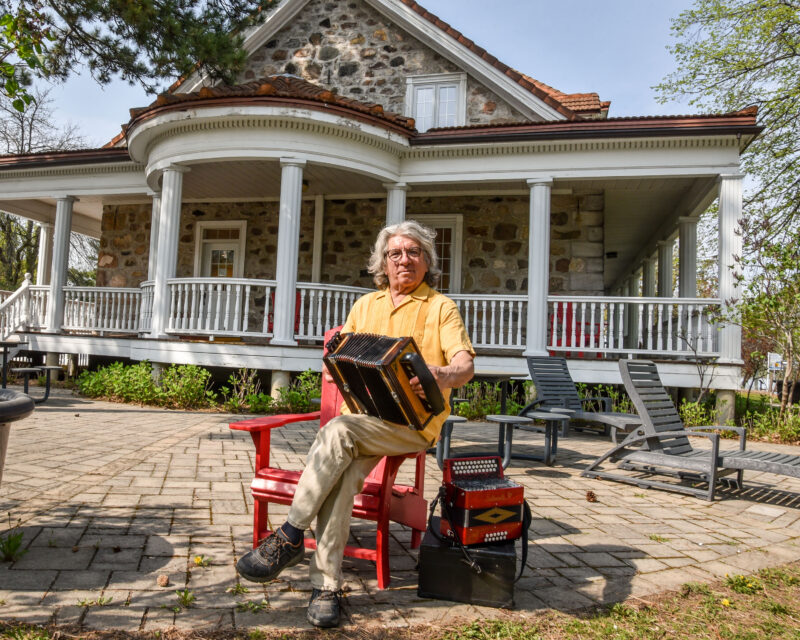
[526,356,584,411]
[619,359,693,455]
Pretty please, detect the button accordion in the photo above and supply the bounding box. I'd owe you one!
[323,331,445,431]
[441,456,524,546]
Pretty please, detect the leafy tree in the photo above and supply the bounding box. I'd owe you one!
[0,86,88,288]
[656,0,800,228]
[728,215,800,414]
[0,0,276,110]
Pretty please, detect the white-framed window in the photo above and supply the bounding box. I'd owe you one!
[405,73,467,133]
[410,214,463,293]
[193,221,247,278]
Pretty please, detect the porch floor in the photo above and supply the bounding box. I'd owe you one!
[2,389,799,632]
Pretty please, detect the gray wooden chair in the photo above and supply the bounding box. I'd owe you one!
[523,356,641,441]
[583,359,800,501]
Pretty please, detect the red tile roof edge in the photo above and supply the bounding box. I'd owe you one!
[125,76,416,136]
[411,107,761,145]
[0,147,130,168]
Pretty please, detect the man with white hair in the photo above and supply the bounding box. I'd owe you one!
[236,220,475,627]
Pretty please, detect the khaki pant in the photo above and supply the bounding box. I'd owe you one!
[286,413,430,590]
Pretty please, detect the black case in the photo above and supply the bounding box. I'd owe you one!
[417,517,516,608]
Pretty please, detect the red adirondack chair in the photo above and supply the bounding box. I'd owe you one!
[229,327,428,588]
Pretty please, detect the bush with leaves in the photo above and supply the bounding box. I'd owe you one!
[272,370,321,414]
[454,380,528,421]
[158,365,217,409]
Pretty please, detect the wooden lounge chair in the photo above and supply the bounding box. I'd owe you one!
[523,356,641,441]
[583,359,800,501]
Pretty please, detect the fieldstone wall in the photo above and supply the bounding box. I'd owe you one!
[97,201,316,288]
[241,0,527,126]
[97,191,604,295]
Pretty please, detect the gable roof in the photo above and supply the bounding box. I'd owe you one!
[397,1,606,120]
[178,0,607,123]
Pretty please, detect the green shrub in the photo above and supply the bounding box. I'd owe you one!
[220,368,261,413]
[78,361,159,405]
[159,365,217,409]
[576,382,635,414]
[679,399,716,427]
[272,370,321,413]
[246,392,274,413]
[454,380,528,421]
[742,406,800,443]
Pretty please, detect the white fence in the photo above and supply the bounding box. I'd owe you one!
[451,294,527,350]
[0,275,32,340]
[167,278,277,336]
[1,276,728,361]
[547,296,721,357]
[295,283,370,341]
[62,287,142,334]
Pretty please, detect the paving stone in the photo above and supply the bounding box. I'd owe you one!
[82,606,146,630]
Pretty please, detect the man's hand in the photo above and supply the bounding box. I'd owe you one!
[322,363,334,384]
[409,350,474,400]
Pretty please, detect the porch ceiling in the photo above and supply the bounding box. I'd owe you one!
[559,176,717,290]
[179,160,386,199]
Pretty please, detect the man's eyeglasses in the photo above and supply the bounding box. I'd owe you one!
[386,247,423,262]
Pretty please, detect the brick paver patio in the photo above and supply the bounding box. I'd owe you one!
[2,388,800,632]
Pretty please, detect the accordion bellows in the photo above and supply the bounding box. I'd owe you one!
[323,332,445,431]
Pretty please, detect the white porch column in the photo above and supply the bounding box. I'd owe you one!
[146,191,162,281]
[678,217,698,298]
[718,174,744,363]
[272,158,306,347]
[36,222,53,286]
[45,197,75,333]
[524,178,552,357]
[657,239,673,297]
[626,272,641,350]
[642,256,656,298]
[384,182,408,226]
[149,166,188,338]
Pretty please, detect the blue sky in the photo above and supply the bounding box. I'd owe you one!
[45,0,696,147]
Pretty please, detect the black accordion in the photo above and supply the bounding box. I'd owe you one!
[323,332,445,430]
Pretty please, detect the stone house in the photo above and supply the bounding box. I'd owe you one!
[0,0,759,410]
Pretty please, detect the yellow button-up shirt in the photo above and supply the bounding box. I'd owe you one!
[341,282,475,443]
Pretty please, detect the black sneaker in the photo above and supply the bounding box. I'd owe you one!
[236,530,304,583]
[307,588,341,628]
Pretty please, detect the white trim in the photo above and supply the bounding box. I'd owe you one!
[405,73,467,132]
[409,213,463,293]
[193,220,247,278]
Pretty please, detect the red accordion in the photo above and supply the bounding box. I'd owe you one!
[440,456,524,546]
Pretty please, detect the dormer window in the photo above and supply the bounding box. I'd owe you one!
[405,73,467,132]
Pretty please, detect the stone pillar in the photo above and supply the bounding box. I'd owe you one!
[272,158,306,347]
[524,178,552,357]
[678,217,698,299]
[718,174,744,364]
[36,222,53,286]
[270,370,291,399]
[45,197,75,333]
[657,240,673,298]
[384,182,408,226]
[147,191,161,282]
[149,166,188,338]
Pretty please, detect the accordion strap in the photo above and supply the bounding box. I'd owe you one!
[428,485,532,583]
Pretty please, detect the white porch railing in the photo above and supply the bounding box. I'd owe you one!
[0,275,32,340]
[450,294,527,350]
[62,287,142,334]
[167,278,277,337]
[29,286,48,330]
[139,281,154,334]
[295,282,370,341]
[547,296,721,357]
